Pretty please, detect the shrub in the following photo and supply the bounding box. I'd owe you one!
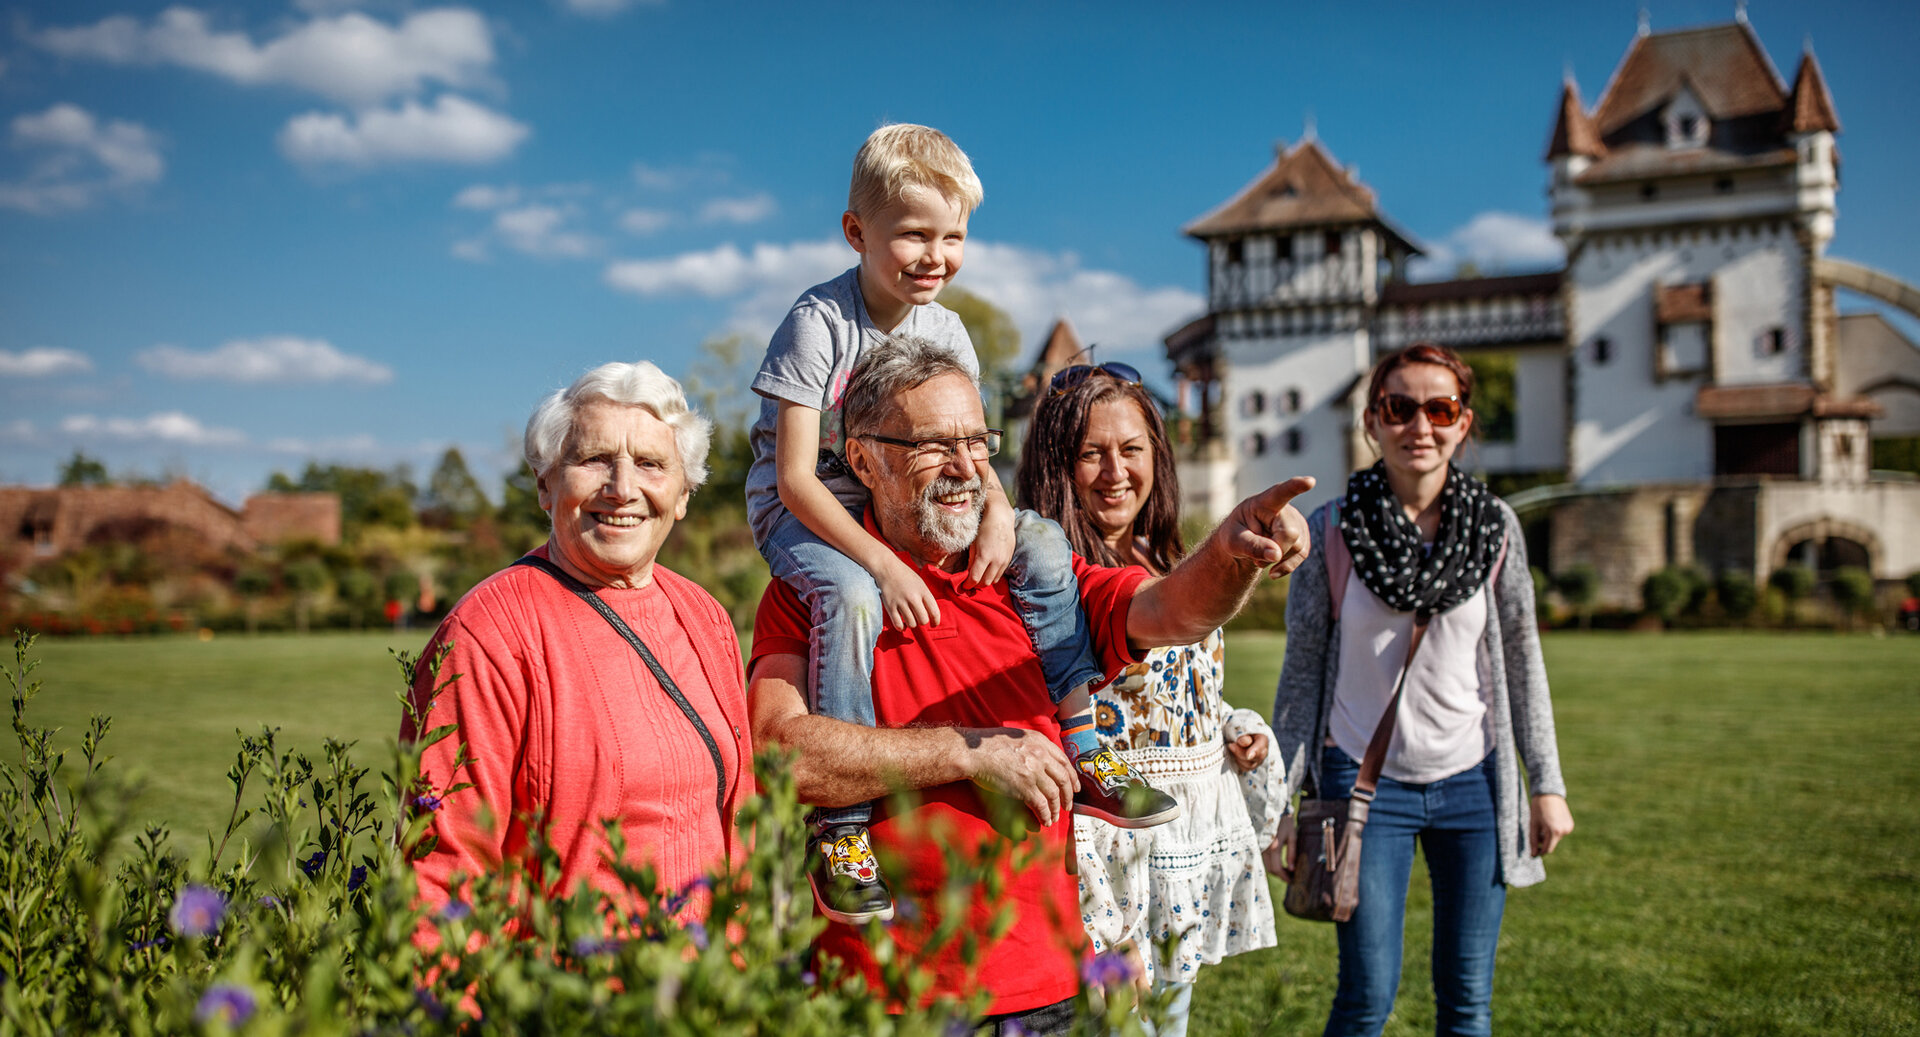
[1641,567,1690,625]
[1830,567,1877,630]
[1555,564,1600,630]
[1906,571,1920,599]
[1530,566,1553,625]
[1716,570,1759,622]
[0,632,1157,1034]
[1769,566,1816,627]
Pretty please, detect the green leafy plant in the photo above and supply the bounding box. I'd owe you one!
[1768,566,1816,628]
[1829,567,1877,631]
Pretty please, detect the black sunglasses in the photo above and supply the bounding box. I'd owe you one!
[1374,393,1464,427]
[1049,361,1142,396]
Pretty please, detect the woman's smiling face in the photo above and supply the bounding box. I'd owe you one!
[1074,398,1156,544]
[1364,361,1473,482]
[536,398,690,589]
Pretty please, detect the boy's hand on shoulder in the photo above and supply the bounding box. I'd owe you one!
[965,499,1016,588]
[877,557,942,630]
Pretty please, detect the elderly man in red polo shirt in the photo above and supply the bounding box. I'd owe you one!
[748,335,1311,1035]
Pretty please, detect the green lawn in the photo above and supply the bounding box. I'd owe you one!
[17,629,1920,1034]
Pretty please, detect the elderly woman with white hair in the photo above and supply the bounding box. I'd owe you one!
[405,361,753,919]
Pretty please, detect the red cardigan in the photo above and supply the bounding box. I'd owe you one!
[404,549,752,922]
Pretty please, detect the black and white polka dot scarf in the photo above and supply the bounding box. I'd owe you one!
[1339,461,1504,622]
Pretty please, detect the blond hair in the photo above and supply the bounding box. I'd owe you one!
[846,123,984,218]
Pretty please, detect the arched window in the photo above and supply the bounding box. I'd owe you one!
[1242,390,1266,417]
[1284,428,1305,455]
[1283,388,1303,414]
[1592,337,1613,365]
[1244,431,1268,457]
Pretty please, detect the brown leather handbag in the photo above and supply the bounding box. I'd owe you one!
[1283,617,1428,923]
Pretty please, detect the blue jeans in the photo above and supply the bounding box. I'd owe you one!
[1316,745,1506,1037]
[759,508,1104,825]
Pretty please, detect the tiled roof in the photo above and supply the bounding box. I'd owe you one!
[1184,139,1383,238]
[1575,144,1795,184]
[1592,22,1787,135]
[1694,383,1882,420]
[1545,80,1605,160]
[1784,51,1841,133]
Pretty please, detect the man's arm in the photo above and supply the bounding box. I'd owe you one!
[1126,476,1315,649]
[748,653,1080,825]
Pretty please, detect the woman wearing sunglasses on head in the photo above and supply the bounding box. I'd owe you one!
[1019,360,1286,1037]
[1268,343,1573,1037]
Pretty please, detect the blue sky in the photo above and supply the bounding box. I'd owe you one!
[2,0,1915,503]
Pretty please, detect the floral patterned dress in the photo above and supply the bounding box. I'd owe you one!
[1076,628,1284,983]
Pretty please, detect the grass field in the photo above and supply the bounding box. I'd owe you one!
[17,629,1920,1034]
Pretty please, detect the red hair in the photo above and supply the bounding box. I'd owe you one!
[1366,342,1475,409]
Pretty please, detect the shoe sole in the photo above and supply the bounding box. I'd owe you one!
[1071,800,1182,829]
[807,873,895,925]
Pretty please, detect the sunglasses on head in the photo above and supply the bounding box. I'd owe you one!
[1374,392,1464,427]
[1049,361,1142,396]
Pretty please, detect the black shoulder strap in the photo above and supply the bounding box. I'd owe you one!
[512,555,728,818]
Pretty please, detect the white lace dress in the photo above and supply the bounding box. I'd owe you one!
[1076,628,1284,983]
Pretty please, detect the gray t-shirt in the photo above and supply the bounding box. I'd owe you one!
[746,266,978,546]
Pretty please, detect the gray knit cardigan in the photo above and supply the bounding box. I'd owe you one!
[1271,497,1568,888]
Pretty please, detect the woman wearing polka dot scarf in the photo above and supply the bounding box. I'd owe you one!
[1268,343,1573,1037]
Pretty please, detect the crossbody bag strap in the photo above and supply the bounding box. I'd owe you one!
[512,555,728,819]
[1352,612,1431,804]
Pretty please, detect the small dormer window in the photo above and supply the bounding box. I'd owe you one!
[1278,182,1299,199]
[1663,88,1710,149]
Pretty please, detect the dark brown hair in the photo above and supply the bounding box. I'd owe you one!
[1016,375,1183,574]
[1366,341,1475,411]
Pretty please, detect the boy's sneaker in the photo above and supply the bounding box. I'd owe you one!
[807,823,895,925]
[1072,747,1180,828]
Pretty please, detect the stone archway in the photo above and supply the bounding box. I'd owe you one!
[1769,517,1882,575]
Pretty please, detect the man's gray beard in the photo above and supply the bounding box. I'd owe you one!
[915,473,984,555]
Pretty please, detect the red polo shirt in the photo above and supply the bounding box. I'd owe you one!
[749,511,1148,1015]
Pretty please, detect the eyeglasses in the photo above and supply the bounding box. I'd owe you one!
[1374,393,1464,427]
[861,429,1004,463]
[1049,361,1142,396]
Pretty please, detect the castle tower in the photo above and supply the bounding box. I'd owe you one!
[1178,139,1421,510]
[1549,20,1859,486]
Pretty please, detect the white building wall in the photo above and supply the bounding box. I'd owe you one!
[1221,326,1368,514]
[1568,223,1805,484]
[1464,345,1567,473]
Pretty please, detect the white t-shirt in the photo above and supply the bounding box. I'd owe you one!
[1329,567,1493,784]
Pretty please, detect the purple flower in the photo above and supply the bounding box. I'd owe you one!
[943,1017,974,1037]
[1079,949,1137,988]
[347,865,367,891]
[438,900,471,922]
[1004,1022,1032,1037]
[572,935,621,957]
[128,935,170,951]
[414,986,448,1022]
[412,794,443,812]
[195,985,256,1026]
[169,885,226,937]
[256,895,281,909]
[299,851,326,878]
[685,921,709,951]
[800,970,817,987]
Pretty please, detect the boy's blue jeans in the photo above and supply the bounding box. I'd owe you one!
[758,507,1106,826]
[1316,745,1506,1037]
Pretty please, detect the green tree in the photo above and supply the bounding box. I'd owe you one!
[1716,570,1759,623]
[421,447,490,529]
[267,463,418,537]
[1769,565,1816,627]
[1829,567,1877,631]
[234,566,274,635]
[283,559,330,634]
[335,567,378,630]
[497,460,549,552]
[1462,352,1517,443]
[57,451,110,487]
[1555,564,1600,630]
[1530,565,1553,625]
[942,285,1022,385]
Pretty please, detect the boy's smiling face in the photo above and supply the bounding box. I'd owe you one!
[842,185,968,332]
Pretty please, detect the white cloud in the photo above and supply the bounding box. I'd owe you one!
[561,0,664,14]
[137,336,394,384]
[493,203,596,258]
[452,182,519,209]
[33,7,496,108]
[1409,211,1565,281]
[266,432,381,455]
[699,192,776,225]
[0,347,94,377]
[450,237,490,262]
[279,95,528,167]
[0,103,163,214]
[61,411,245,446]
[619,207,672,235]
[1,419,35,442]
[603,237,1204,357]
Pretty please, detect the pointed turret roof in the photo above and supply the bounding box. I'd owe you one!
[1032,318,1088,374]
[1544,79,1605,160]
[1784,50,1841,133]
[1184,139,1414,251]
[1591,21,1786,134]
